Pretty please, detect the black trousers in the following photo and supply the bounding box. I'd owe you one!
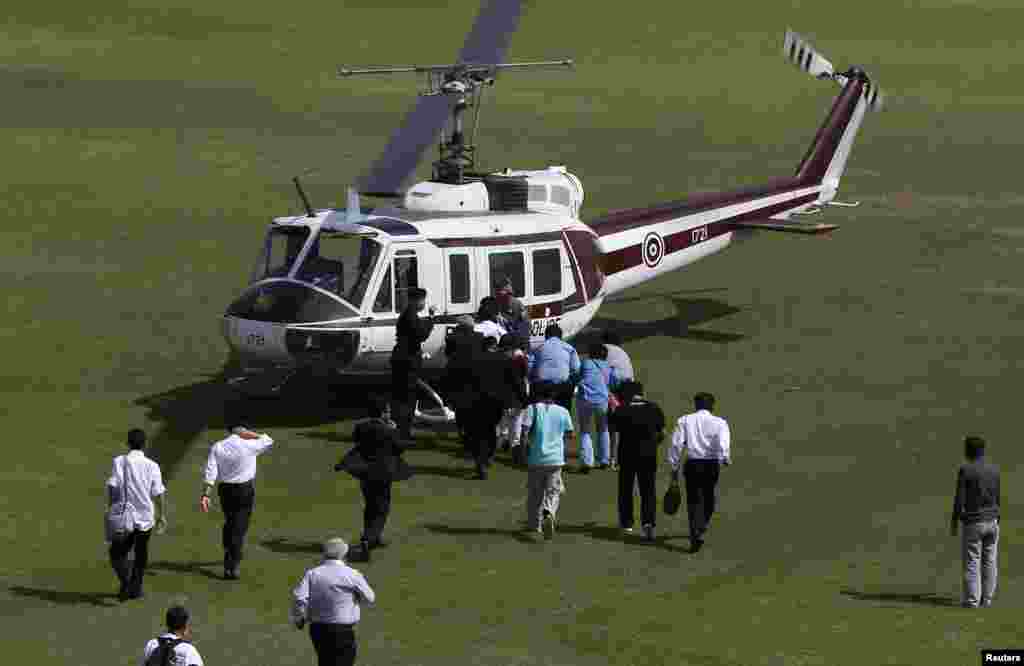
[467,400,504,475]
[683,459,721,540]
[109,528,151,595]
[618,456,657,528]
[310,623,357,666]
[360,479,392,545]
[390,359,419,439]
[218,481,255,571]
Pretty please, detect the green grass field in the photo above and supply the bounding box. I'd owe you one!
[3,1,1023,664]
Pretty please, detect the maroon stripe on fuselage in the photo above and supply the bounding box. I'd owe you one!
[795,77,864,183]
[430,231,563,248]
[601,192,818,275]
[591,176,801,238]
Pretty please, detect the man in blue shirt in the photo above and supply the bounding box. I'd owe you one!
[527,323,580,415]
[520,383,575,539]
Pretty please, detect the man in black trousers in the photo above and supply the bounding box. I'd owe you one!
[335,399,413,561]
[444,315,483,457]
[390,287,435,442]
[666,392,731,553]
[201,426,274,580]
[467,335,528,479]
[608,381,665,541]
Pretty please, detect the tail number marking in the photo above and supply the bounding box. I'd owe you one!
[691,226,709,244]
[246,333,265,347]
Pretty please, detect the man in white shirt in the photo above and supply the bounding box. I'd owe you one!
[108,429,166,600]
[666,392,731,553]
[200,425,274,580]
[292,538,376,666]
[141,605,204,666]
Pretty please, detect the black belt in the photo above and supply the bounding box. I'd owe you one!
[219,479,254,487]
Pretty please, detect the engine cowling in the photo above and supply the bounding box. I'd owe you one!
[401,166,584,217]
[492,166,584,219]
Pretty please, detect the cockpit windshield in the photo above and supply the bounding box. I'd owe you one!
[294,232,383,309]
[251,227,310,283]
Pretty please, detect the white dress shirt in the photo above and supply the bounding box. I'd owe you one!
[604,343,635,381]
[203,433,274,485]
[474,320,507,341]
[141,633,204,666]
[667,409,731,469]
[107,450,166,531]
[292,559,376,626]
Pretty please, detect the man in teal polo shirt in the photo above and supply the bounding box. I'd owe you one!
[521,383,575,539]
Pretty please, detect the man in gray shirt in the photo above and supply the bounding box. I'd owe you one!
[951,436,1000,608]
[291,538,376,666]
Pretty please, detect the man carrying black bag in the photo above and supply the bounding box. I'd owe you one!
[335,399,413,561]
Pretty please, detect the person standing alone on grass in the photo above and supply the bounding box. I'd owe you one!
[107,428,166,601]
[520,383,574,539]
[667,392,730,553]
[608,381,665,541]
[200,425,274,580]
[576,342,618,472]
[602,330,635,470]
[951,436,1000,608]
[142,605,204,666]
[292,538,375,666]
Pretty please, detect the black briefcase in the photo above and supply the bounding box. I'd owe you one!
[663,482,682,516]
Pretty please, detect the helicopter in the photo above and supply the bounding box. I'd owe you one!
[222,0,884,424]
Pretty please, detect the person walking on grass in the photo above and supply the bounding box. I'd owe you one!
[667,392,731,553]
[576,342,618,473]
[142,605,204,666]
[292,538,375,666]
[520,383,574,539]
[608,381,665,541]
[951,435,1000,608]
[602,330,635,470]
[200,425,274,580]
[107,429,167,601]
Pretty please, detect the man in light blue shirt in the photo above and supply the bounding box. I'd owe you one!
[521,383,575,540]
[527,323,581,414]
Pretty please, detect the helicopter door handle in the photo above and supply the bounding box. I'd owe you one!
[362,316,373,322]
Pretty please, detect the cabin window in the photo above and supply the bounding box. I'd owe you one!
[532,248,561,297]
[448,254,470,304]
[488,251,526,298]
[373,266,392,313]
[394,255,419,312]
[528,185,547,202]
[550,185,571,206]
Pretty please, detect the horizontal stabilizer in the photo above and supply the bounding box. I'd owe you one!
[730,220,838,235]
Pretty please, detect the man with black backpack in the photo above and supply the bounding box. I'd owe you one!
[141,605,204,666]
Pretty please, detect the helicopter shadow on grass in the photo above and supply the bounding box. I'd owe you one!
[575,291,746,347]
[134,360,373,481]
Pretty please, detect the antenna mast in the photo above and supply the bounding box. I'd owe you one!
[339,60,573,186]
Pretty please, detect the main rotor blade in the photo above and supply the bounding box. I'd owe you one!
[458,0,525,65]
[357,94,455,195]
[356,0,525,194]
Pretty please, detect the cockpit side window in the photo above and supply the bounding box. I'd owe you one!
[394,255,419,312]
[295,234,382,309]
[373,266,392,313]
[252,227,310,282]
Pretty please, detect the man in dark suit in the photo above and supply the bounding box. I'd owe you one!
[444,315,483,457]
[608,381,666,541]
[390,287,435,441]
[951,436,1001,608]
[467,336,528,480]
[335,399,412,562]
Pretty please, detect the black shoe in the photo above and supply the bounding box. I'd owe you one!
[224,568,240,580]
[127,589,144,600]
[579,466,591,475]
[690,538,704,553]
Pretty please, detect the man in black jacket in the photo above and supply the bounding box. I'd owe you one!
[608,382,665,541]
[390,287,435,441]
[444,315,483,456]
[467,336,528,480]
[335,399,413,561]
[951,436,1000,608]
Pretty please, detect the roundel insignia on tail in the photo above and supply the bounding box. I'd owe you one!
[642,231,665,268]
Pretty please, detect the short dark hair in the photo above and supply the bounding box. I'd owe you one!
[532,382,554,401]
[618,380,642,401]
[587,342,608,360]
[127,429,146,450]
[366,395,388,418]
[694,392,715,411]
[601,330,623,346]
[965,436,986,460]
[544,323,562,339]
[166,605,190,632]
[478,296,499,320]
